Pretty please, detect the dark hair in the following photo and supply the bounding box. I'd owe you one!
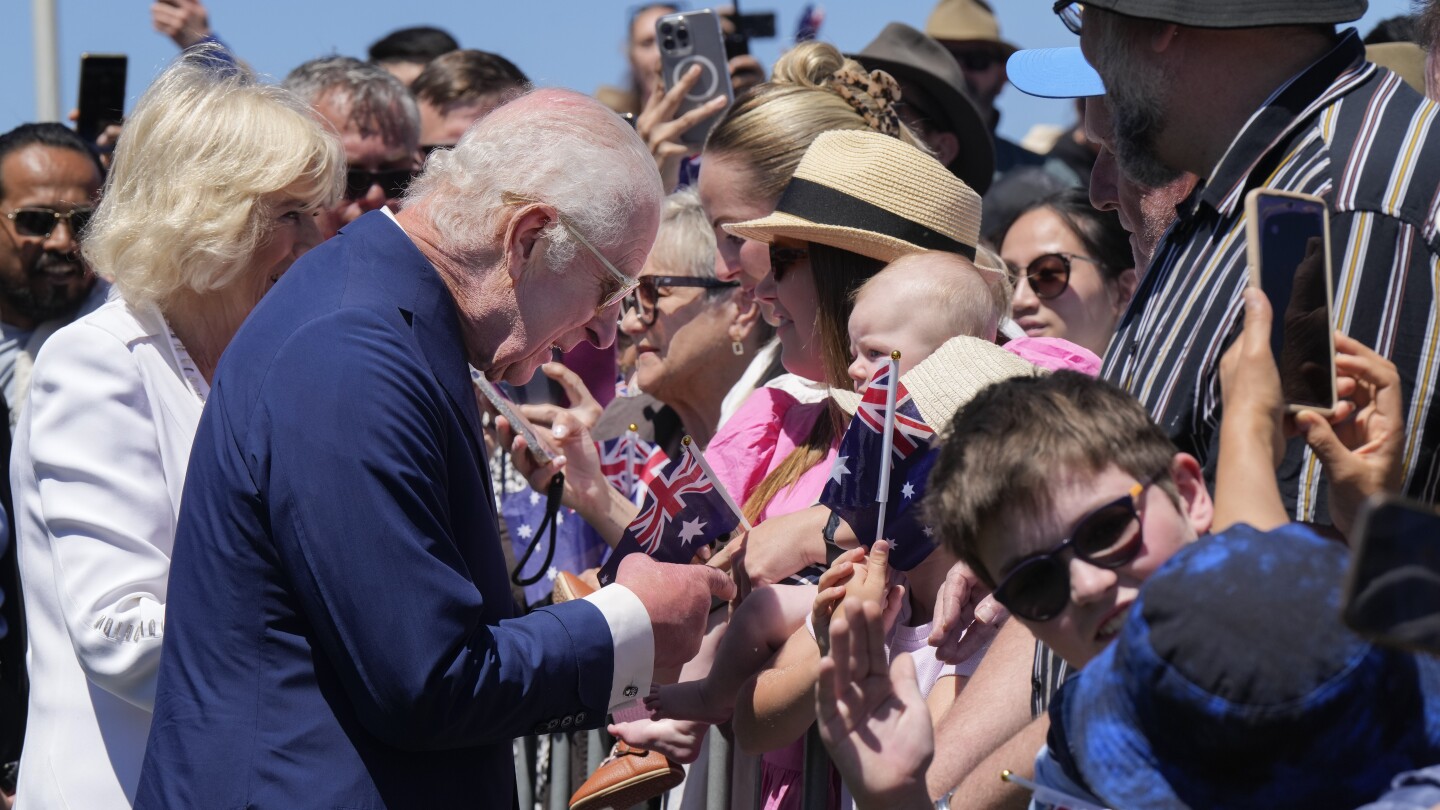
[629,3,681,41]
[926,372,1179,588]
[1001,187,1133,284]
[1416,1,1440,48]
[1365,14,1418,44]
[411,50,530,109]
[367,26,460,64]
[0,123,103,203]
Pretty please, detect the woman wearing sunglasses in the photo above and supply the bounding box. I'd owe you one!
[9,55,342,809]
[1001,188,1136,358]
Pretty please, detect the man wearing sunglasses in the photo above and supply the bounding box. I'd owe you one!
[282,56,422,239]
[139,88,734,809]
[0,120,106,802]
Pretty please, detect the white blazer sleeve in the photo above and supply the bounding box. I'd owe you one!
[22,325,174,711]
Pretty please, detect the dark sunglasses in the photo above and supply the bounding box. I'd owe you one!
[992,478,1155,622]
[343,168,418,201]
[624,275,739,326]
[6,206,94,239]
[768,245,809,281]
[950,48,1003,72]
[1007,252,1101,301]
[1053,1,1084,35]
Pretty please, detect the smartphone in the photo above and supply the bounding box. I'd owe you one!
[76,53,128,143]
[1343,495,1440,654]
[656,9,735,149]
[470,367,558,464]
[1244,189,1338,416]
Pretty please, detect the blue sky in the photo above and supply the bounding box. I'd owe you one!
[1,0,1417,143]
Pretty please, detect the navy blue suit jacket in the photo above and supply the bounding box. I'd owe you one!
[136,212,616,808]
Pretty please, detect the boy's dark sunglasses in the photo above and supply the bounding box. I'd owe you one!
[768,245,808,281]
[1006,253,1099,300]
[6,206,94,239]
[992,478,1156,622]
[343,168,418,201]
[624,275,739,326]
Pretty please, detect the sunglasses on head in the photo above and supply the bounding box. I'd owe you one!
[5,206,94,240]
[992,477,1157,622]
[1053,1,1084,35]
[1007,252,1100,300]
[343,168,418,201]
[768,245,808,281]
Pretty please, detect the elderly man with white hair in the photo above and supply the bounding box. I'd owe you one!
[134,88,734,809]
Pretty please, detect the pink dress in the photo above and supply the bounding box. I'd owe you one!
[705,386,837,524]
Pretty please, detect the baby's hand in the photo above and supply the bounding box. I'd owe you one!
[848,540,893,606]
[814,548,865,656]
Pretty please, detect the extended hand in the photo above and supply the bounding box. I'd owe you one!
[151,0,212,48]
[615,554,736,671]
[518,362,604,432]
[817,600,934,810]
[636,65,729,192]
[927,559,1008,665]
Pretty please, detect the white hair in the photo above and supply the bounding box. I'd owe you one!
[404,87,663,270]
[649,189,722,289]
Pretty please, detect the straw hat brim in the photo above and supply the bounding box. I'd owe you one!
[723,211,931,265]
[831,335,1043,429]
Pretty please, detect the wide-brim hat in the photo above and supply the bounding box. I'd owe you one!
[1081,0,1367,28]
[1367,43,1427,95]
[1006,47,1105,100]
[724,130,982,264]
[830,335,1041,429]
[1050,523,1440,809]
[925,0,1018,54]
[849,22,995,194]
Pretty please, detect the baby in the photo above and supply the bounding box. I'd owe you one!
[647,251,1003,727]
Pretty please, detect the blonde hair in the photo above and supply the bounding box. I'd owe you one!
[85,53,344,310]
[704,41,928,200]
[972,245,1014,334]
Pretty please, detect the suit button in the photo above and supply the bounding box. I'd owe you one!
[575,712,587,725]
[623,685,639,698]
[546,719,560,731]
[561,716,574,729]
[533,723,547,735]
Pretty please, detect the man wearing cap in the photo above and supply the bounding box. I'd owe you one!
[851,22,996,195]
[925,0,1045,178]
[1053,0,1440,525]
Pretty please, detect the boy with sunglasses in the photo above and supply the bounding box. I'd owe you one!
[816,288,1406,808]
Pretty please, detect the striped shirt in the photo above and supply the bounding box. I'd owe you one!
[1031,30,1440,716]
[1102,29,1440,519]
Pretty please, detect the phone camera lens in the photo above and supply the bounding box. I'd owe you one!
[660,22,673,34]
[678,29,690,42]
[663,37,675,49]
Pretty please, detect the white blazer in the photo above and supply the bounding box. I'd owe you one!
[12,297,205,809]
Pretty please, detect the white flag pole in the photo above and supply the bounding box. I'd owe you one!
[683,435,754,532]
[625,423,639,500]
[873,351,901,545]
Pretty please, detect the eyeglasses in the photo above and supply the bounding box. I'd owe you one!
[1006,253,1100,300]
[624,275,740,327]
[993,478,1156,622]
[768,245,809,282]
[1053,1,1084,35]
[5,206,94,239]
[501,191,640,313]
[343,168,418,201]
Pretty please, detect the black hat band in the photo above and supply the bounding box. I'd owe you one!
[776,177,978,260]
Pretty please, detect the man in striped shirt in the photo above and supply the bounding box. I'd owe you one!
[1071,0,1440,521]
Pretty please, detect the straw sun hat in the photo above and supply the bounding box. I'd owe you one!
[831,335,1041,429]
[723,129,983,263]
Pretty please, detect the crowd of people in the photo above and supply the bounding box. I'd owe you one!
[1,0,1440,808]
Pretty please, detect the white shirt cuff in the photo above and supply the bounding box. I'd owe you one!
[583,584,655,712]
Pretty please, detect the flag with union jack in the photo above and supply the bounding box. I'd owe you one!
[819,363,940,571]
[596,433,669,497]
[597,447,741,585]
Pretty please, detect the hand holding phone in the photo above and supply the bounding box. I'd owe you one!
[1244,189,1338,416]
[471,368,557,464]
[76,53,128,143]
[655,10,735,149]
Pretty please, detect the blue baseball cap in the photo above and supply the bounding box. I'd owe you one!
[1048,522,1440,809]
[1006,47,1105,99]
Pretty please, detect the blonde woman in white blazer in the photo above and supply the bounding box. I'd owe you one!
[10,53,342,809]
